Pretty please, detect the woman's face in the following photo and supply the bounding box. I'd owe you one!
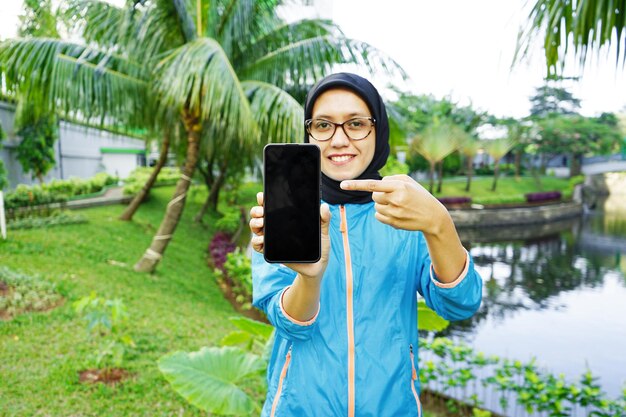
[310,88,376,181]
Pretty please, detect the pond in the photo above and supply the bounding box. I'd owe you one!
[452,194,626,400]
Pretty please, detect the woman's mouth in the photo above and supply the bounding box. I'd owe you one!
[329,154,356,165]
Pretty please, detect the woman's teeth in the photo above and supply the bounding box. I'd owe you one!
[330,155,353,162]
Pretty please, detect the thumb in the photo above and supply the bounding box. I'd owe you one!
[320,203,331,236]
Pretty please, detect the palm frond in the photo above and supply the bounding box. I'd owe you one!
[66,0,127,49]
[154,37,257,145]
[515,0,626,75]
[0,37,149,130]
[240,31,406,89]
[242,80,304,144]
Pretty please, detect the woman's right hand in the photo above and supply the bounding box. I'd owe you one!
[249,192,331,280]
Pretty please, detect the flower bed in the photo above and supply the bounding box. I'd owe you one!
[524,191,562,203]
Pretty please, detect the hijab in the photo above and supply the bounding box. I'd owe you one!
[304,73,390,205]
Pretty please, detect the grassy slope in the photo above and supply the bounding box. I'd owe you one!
[0,186,255,416]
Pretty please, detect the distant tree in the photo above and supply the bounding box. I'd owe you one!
[535,114,622,176]
[0,122,7,190]
[15,0,61,184]
[389,90,486,136]
[483,136,518,191]
[458,136,481,192]
[529,83,581,118]
[516,0,626,76]
[410,121,462,193]
[15,102,58,184]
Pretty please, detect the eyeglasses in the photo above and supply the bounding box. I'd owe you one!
[305,117,376,141]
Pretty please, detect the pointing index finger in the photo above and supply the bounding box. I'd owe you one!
[340,180,398,193]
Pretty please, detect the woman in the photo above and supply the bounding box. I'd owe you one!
[249,73,482,417]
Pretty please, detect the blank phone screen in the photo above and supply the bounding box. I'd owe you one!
[263,144,321,263]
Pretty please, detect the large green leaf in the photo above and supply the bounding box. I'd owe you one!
[417,300,449,332]
[158,346,266,415]
[228,316,274,340]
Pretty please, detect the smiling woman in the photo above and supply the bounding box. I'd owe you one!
[249,73,484,417]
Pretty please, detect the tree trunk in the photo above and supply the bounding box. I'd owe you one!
[428,161,435,194]
[134,110,200,273]
[465,156,473,192]
[491,158,501,191]
[514,149,522,180]
[436,161,444,194]
[194,159,228,222]
[193,160,215,223]
[119,132,170,221]
[570,153,582,177]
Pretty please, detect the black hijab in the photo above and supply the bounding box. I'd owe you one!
[304,73,390,205]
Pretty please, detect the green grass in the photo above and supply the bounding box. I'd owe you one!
[424,175,573,205]
[0,184,261,416]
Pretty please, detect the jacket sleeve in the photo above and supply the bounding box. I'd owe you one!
[252,251,320,341]
[415,233,483,321]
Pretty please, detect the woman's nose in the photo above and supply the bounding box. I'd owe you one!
[330,126,350,147]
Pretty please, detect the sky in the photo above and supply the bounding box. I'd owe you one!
[1,0,625,119]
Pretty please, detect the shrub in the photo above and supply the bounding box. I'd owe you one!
[524,191,562,203]
[209,232,237,271]
[7,212,87,230]
[0,267,63,319]
[122,166,180,195]
[438,196,472,206]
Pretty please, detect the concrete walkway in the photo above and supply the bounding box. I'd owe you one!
[66,186,133,210]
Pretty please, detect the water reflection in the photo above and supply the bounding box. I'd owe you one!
[443,196,626,397]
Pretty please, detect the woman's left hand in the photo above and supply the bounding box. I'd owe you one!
[340,175,449,235]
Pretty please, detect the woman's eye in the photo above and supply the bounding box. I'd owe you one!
[315,121,331,130]
[348,120,364,128]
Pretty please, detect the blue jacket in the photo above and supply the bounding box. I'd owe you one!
[253,202,482,417]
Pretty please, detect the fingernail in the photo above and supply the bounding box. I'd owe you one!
[340,181,351,189]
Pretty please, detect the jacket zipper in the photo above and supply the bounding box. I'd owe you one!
[340,205,356,417]
[410,344,422,416]
[270,347,292,417]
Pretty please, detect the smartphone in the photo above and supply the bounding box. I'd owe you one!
[263,143,321,263]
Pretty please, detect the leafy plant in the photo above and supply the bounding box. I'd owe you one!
[0,266,63,319]
[159,317,273,416]
[158,346,266,416]
[214,249,252,310]
[73,293,134,369]
[7,211,87,230]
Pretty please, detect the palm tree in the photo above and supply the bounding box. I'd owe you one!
[1,0,401,273]
[516,0,626,75]
[410,121,461,193]
[458,136,481,192]
[483,136,518,192]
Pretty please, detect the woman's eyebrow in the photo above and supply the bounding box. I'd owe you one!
[313,112,369,119]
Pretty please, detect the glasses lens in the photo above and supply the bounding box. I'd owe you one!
[344,117,374,140]
[308,119,335,141]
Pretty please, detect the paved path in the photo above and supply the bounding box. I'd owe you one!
[67,186,132,210]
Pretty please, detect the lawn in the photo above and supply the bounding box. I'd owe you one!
[0,185,258,416]
[426,175,573,204]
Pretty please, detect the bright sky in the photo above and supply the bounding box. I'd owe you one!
[1,0,624,119]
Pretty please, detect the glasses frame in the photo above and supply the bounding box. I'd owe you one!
[305,117,376,141]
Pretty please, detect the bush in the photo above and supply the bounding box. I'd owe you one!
[122,167,181,195]
[4,173,118,213]
[209,232,237,271]
[380,155,410,177]
[438,196,472,206]
[0,267,63,319]
[524,191,562,203]
[7,212,88,230]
